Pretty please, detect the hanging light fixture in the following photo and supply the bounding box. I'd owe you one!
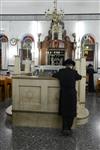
[45,0,64,33]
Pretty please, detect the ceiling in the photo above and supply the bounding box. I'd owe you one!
[0,0,100,14]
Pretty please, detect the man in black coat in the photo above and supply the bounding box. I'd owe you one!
[87,64,95,92]
[52,59,82,135]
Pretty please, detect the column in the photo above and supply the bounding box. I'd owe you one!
[25,58,31,73]
[77,57,89,125]
[14,55,20,74]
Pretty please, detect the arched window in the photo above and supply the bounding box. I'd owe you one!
[21,34,34,60]
[81,34,95,61]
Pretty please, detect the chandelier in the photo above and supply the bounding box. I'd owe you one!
[45,0,64,33]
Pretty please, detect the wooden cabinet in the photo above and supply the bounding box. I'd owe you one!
[39,39,75,65]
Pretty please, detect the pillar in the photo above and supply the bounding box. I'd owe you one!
[25,58,31,74]
[76,57,89,125]
[14,55,20,74]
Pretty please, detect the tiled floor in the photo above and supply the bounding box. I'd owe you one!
[0,93,100,150]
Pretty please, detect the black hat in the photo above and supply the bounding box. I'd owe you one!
[88,64,93,67]
[63,59,75,66]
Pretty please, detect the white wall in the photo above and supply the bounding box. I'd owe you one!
[0,20,100,67]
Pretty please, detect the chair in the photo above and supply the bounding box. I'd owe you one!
[5,77,12,99]
[0,77,5,100]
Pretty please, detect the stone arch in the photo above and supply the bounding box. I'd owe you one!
[81,33,95,46]
[0,34,8,42]
[21,34,34,44]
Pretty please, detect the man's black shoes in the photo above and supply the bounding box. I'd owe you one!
[62,129,72,136]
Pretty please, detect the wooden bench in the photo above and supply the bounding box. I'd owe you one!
[96,78,100,96]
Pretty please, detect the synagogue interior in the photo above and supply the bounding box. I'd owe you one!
[0,0,100,150]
